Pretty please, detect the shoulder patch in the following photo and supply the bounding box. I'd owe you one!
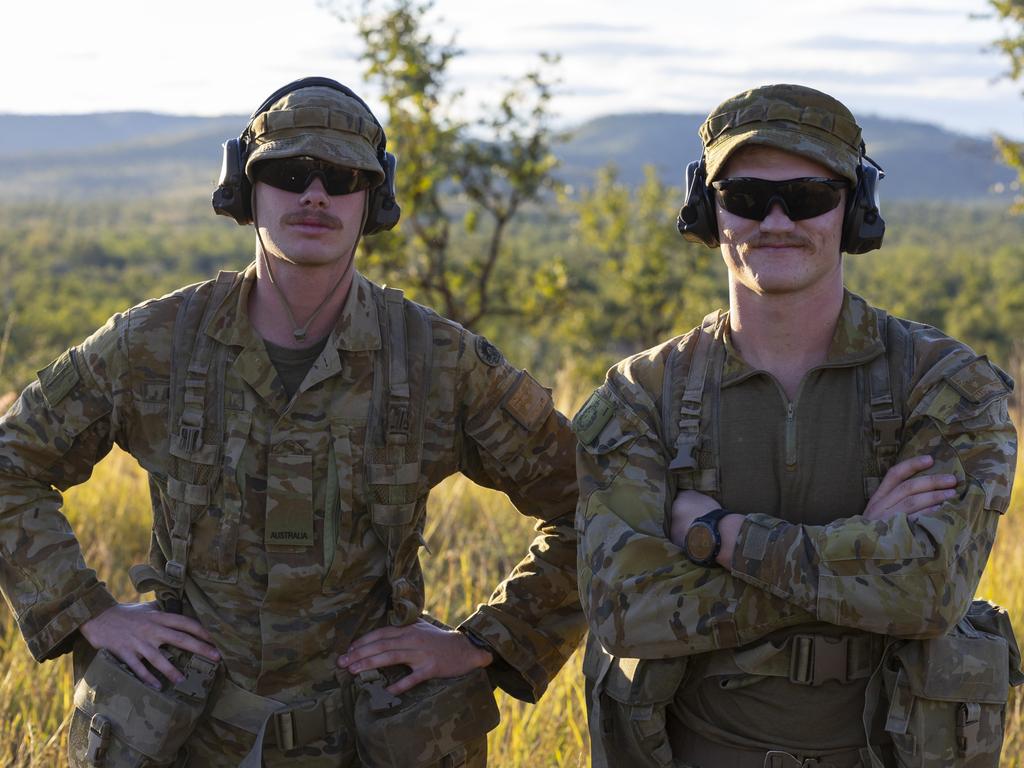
[475,335,503,367]
[947,357,1010,405]
[501,371,553,431]
[37,349,81,407]
[572,390,615,445]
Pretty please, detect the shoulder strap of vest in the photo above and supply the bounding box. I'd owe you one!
[367,286,432,627]
[862,308,910,499]
[664,311,725,495]
[130,271,239,611]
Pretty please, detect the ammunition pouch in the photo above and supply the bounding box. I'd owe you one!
[352,664,498,768]
[864,600,1023,767]
[582,636,689,768]
[68,644,220,767]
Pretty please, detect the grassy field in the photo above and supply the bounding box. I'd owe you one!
[1,447,1023,766]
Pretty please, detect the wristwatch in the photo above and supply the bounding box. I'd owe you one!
[682,508,733,567]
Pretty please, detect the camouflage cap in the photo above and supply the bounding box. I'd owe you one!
[245,85,386,187]
[701,84,863,184]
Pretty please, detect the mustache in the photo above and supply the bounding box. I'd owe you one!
[282,211,343,229]
[748,234,812,249]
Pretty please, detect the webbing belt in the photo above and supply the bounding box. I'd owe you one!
[703,634,880,687]
[209,677,345,765]
[669,728,878,768]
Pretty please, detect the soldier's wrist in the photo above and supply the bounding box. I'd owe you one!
[458,628,495,668]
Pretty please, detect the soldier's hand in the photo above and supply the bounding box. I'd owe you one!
[338,619,493,695]
[79,601,221,689]
[669,490,722,547]
[863,455,959,522]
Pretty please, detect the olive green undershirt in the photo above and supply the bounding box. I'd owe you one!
[263,335,330,400]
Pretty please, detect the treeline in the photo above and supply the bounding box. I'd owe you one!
[1,181,1022,400]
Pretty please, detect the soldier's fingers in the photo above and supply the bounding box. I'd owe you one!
[884,473,957,507]
[117,650,165,690]
[899,489,957,516]
[345,649,423,675]
[386,670,427,696]
[347,625,412,650]
[151,612,217,643]
[155,628,221,663]
[138,644,185,685]
[875,455,933,497]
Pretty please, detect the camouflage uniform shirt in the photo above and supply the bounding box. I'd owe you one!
[0,265,585,762]
[576,291,1016,752]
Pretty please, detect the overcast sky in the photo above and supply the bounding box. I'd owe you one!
[5,0,1022,139]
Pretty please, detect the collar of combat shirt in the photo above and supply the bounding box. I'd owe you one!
[719,290,886,388]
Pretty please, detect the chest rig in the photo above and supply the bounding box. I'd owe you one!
[130,272,433,632]
[661,307,910,506]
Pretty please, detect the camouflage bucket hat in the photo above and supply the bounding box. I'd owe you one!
[245,85,386,187]
[701,84,863,184]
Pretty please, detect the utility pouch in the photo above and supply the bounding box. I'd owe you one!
[352,664,498,768]
[582,636,689,768]
[68,645,220,767]
[878,600,1021,767]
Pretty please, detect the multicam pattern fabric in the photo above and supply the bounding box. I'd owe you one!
[576,291,1016,756]
[0,264,585,765]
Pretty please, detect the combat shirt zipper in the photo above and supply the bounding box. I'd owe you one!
[785,401,797,469]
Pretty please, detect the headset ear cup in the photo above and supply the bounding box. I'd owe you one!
[363,152,401,235]
[840,163,885,254]
[677,159,719,248]
[212,138,253,225]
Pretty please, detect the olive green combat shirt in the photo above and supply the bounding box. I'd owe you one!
[0,266,585,726]
[576,291,1016,751]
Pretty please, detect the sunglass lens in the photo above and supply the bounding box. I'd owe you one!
[715,178,845,221]
[780,181,843,220]
[254,158,367,196]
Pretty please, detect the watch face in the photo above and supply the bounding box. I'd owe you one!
[686,523,717,563]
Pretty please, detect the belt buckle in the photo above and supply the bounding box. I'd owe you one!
[273,699,323,752]
[789,634,850,686]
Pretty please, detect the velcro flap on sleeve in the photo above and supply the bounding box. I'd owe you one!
[37,349,80,407]
[500,370,553,432]
[946,357,1011,406]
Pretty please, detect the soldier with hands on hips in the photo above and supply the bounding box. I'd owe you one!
[0,77,585,767]
[575,84,1019,768]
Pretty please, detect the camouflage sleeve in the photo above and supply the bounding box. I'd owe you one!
[729,354,1016,640]
[0,313,131,661]
[577,362,814,660]
[450,331,586,703]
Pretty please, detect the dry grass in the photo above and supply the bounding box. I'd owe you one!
[1,448,1023,766]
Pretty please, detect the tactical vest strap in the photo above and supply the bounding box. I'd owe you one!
[384,287,411,445]
[367,288,433,627]
[862,310,909,499]
[666,311,724,494]
[131,271,239,610]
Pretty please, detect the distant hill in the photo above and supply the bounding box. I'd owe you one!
[0,111,1016,203]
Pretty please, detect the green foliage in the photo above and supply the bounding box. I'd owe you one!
[331,0,568,327]
[990,0,1024,210]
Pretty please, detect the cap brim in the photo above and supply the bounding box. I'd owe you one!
[246,132,386,187]
[705,126,858,184]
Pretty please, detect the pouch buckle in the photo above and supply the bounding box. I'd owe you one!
[956,701,982,757]
[789,634,850,686]
[173,653,218,700]
[85,713,112,766]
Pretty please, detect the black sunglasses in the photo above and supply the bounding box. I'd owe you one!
[252,156,372,196]
[711,177,848,221]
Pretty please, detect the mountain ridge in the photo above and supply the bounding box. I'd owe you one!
[0,110,1015,203]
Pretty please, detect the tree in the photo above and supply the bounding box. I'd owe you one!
[332,0,567,328]
[989,0,1024,210]
[561,165,723,383]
